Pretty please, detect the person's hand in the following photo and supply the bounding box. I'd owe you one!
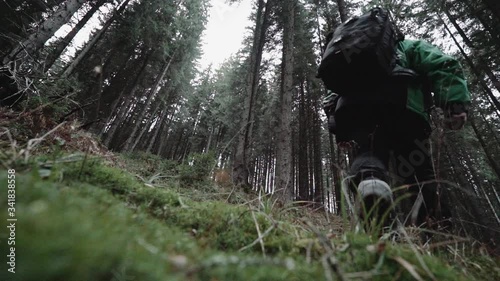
[444,112,467,130]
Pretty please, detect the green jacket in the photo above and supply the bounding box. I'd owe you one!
[397,39,471,121]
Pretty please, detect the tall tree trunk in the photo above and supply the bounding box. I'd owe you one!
[306,92,315,202]
[44,0,107,72]
[455,0,500,43]
[329,134,341,214]
[101,49,152,147]
[443,7,500,93]
[123,54,175,151]
[469,117,500,179]
[297,81,309,201]
[275,0,295,202]
[448,133,500,244]
[262,151,269,191]
[61,0,131,77]
[477,108,500,148]
[170,129,186,160]
[440,17,500,114]
[157,108,178,156]
[146,107,169,153]
[335,0,348,22]
[232,0,274,188]
[2,0,86,65]
[0,0,68,58]
[103,96,134,149]
[129,102,162,152]
[99,49,152,138]
[312,96,324,205]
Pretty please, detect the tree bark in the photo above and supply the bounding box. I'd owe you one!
[329,133,341,214]
[312,91,324,205]
[129,102,161,152]
[101,49,152,147]
[123,53,175,151]
[441,17,500,114]
[335,0,348,22]
[469,117,500,180]
[44,0,107,72]
[232,0,274,188]
[443,7,500,93]
[275,0,295,202]
[297,81,309,201]
[3,0,86,65]
[102,96,134,149]
[146,107,169,153]
[477,108,500,149]
[61,0,131,77]
[157,108,178,156]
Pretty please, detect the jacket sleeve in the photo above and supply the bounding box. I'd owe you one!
[405,40,471,109]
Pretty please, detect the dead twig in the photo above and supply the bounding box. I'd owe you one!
[391,256,424,281]
[251,210,266,256]
[225,185,237,203]
[305,221,348,281]
[427,237,471,250]
[20,122,66,161]
[394,220,437,281]
[239,219,276,253]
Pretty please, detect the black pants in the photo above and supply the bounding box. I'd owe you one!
[334,103,443,226]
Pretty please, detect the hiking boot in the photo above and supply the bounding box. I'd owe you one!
[357,177,394,221]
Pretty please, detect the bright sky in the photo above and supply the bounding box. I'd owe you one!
[199,0,253,69]
[53,0,253,68]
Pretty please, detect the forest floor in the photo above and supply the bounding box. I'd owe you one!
[0,110,499,281]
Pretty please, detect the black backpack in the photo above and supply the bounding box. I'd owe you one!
[317,7,406,95]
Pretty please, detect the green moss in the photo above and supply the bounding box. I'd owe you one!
[196,255,324,281]
[56,159,305,254]
[119,152,177,179]
[61,159,144,194]
[0,172,319,281]
[0,156,495,281]
[0,173,192,281]
[177,152,216,185]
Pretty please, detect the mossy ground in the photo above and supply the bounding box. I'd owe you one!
[0,136,498,280]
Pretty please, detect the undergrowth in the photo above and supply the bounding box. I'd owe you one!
[0,152,497,280]
[0,129,498,281]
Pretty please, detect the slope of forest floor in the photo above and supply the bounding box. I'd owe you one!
[0,111,499,281]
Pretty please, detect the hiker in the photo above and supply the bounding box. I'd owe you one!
[318,8,471,227]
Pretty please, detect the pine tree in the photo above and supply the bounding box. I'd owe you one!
[44,0,109,72]
[233,0,275,188]
[0,0,66,59]
[2,0,86,65]
[275,0,295,202]
[61,0,132,77]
